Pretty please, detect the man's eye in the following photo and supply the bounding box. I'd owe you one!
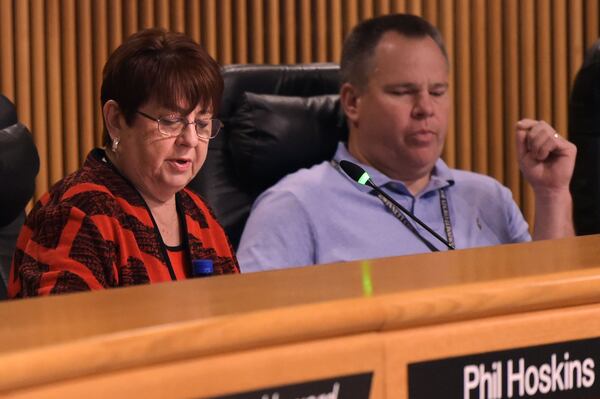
[430,87,448,97]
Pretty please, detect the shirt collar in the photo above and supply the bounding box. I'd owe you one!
[333,142,455,197]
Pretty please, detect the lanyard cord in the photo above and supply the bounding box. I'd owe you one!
[438,188,455,249]
[331,159,455,251]
[373,187,454,251]
[375,191,438,251]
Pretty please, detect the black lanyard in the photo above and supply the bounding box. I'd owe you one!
[102,153,191,280]
[333,159,455,251]
[438,188,455,249]
[374,187,454,251]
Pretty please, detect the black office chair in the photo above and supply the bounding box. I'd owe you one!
[569,39,600,235]
[0,95,39,299]
[187,64,348,249]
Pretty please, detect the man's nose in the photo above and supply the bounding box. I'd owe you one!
[412,93,434,118]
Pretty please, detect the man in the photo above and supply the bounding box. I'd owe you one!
[237,14,576,272]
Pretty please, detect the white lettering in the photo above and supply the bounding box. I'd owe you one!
[525,365,540,396]
[458,351,596,398]
[570,359,583,388]
[564,352,572,389]
[538,364,552,394]
[295,383,339,399]
[507,359,525,398]
[494,361,503,398]
[583,358,595,388]
[480,364,494,399]
[464,365,479,399]
[323,382,339,399]
[551,353,565,391]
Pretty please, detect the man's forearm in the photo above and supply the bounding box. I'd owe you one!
[532,188,575,240]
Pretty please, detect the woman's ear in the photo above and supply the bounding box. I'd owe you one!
[340,82,361,124]
[103,100,123,141]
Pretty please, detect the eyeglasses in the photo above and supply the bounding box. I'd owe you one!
[136,110,222,140]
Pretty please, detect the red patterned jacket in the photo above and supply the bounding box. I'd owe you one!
[9,149,239,297]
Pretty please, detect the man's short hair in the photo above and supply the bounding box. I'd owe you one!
[340,14,448,89]
[100,28,223,147]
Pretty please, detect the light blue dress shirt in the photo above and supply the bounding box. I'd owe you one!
[238,143,531,272]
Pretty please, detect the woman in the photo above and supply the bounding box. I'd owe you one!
[9,29,239,297]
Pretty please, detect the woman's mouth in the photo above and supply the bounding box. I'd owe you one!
[167,158,192,172]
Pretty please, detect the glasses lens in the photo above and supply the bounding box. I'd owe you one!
[194,119,222,139]
[210,119,223,138]
[159,118,186,137]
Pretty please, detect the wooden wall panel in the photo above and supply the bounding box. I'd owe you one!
[108,0,123,53]
[266,0,280,64]
[472,0,487,175]
[0,0,593,230]
[171,0,185,32]
[204,0,217,58]
[585,0,599,48]
[250,0,264,63]
[344,0,359,39]
[30,0,48,200]
[93,0,108,148]
[76,0,95,162]
[219,0,233,64]
[186,0,200,44]
[503,0,521,205]
[329,0,343,64]
[46,0,64,183]
[487,0,503,182]
[315,0,327,62]
[553,0,569,136]
[439,0,455,167]
[282,0,295,63]
[234,0,249,63]
[14,1,31,127]
[519,0,537,227]
[455,0,472,171]
[62,0,79,174]
[569,0,584,84]
[0,0,15,99]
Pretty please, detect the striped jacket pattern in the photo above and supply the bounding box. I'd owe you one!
[9,149,239,297]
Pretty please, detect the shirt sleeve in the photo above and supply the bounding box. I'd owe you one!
[237,189,316,273]
[9,204,114,297]
[502,185,532,243]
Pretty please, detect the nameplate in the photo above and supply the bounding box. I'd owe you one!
[408,336,600,398]
[210,372,373,399]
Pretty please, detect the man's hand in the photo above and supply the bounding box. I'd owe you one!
[516,119,576,239]
[515,119,576,195]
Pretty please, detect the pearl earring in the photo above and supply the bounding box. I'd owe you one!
[111,137,120,152]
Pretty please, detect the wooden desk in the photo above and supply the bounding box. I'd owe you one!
[1,235,600,398]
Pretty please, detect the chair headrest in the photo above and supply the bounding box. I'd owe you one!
[0,95,17,129]
[0,123,40,226]
[220,63,342,117]
[188,63,344,249]
[228,92,347,193]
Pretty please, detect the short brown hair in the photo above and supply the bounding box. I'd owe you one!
[340,14,448,89]
[101,28,223,146]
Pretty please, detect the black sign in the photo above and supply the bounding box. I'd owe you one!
[408,336,600,399]
[210,372,373,399]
